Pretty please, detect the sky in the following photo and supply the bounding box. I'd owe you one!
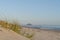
[0,0,60,25]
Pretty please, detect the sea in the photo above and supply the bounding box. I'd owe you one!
[23,25,60,30]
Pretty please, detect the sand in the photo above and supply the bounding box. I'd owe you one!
[0,27,30,40]
[32,29,60,40]
[0,26,60,40]
[22,27,60,40]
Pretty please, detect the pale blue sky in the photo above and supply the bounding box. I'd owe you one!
[0,0,60,25]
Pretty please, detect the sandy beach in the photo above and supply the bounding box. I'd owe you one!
[0,26,60,40]
[0,27,30,40]
[22,27,60,40]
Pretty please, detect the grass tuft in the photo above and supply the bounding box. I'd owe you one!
[0,20,34,39]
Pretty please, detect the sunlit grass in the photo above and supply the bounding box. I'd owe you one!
[0,20,21,33]
[0,20,34,39]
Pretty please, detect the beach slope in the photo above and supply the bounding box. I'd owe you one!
[0,27,30,40]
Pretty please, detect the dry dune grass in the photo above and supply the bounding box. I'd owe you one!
[1,20,60,40]
[0,27,30,40]
[0,20,34,40]
[0,20,21,33]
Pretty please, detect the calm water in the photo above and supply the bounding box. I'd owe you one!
[24,25,60,30]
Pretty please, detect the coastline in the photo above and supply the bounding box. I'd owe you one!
[21,26,60,40]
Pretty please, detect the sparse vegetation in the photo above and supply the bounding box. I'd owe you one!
[25,33,34,38]
[0,20,34,39]
[0,20,22,33]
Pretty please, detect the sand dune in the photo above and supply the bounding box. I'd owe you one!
[0,27,30,40]
[0,26,60,40]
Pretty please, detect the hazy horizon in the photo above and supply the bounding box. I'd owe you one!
[0,0,60,25]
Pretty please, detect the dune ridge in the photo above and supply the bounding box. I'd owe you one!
[0,27,30,40]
